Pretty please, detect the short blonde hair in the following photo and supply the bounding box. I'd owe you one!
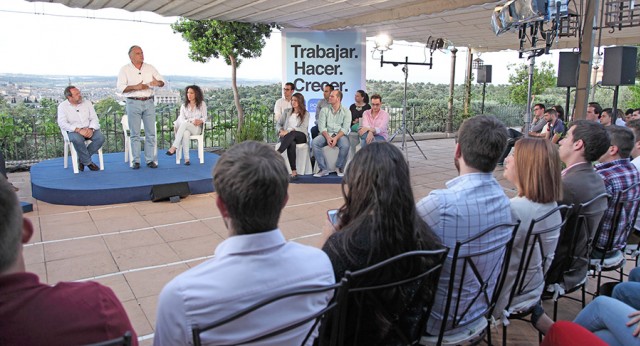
[513,138,562,203]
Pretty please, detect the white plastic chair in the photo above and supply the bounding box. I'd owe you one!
[121,115,158,167]
[175,122,206,164]
[62,129,104,174]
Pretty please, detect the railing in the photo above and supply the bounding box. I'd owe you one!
[1,102,525,164]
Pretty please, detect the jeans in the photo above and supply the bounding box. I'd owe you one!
[67,130,105,165]
[574,296,640,346]
[612,267,640,310]
[312,135,349,171]
[126,98,156,164]
[360,133,385,148]
[172,122,201,161]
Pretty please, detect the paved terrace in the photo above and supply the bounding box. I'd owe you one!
[8,138,626,345]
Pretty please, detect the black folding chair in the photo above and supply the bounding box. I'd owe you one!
[191,281,345,346]
[422,221,520,346]
[589,181,640,296]
[501,205,572,345]
[334,248,449,346]
[545,192,610,321]
[84,331,132,346]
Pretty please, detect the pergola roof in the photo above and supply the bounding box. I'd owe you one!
[28,0,640,52]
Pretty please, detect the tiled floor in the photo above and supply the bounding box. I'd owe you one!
[8,138,629,345]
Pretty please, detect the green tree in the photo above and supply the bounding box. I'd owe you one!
[507,61,557,105]
[171,19,277,134]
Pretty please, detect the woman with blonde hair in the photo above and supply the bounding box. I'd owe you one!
[495,138,563,333]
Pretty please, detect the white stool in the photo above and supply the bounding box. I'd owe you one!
[275,142,313,175]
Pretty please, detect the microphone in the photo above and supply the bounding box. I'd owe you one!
[76,110,79,112]
[138,72,141,75]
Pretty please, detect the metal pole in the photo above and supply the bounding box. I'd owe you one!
[402,58,409,162]
[524,55,535,136]
[565,87,571,121]
[574,0,599,120]
[612,85,619,124]
[447,48,458,133]
[481,82,486,114]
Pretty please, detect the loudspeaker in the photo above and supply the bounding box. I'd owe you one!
[557,52,579,87]
[602,46,638,86]
[477,65,492,83]
[150,182,191,202]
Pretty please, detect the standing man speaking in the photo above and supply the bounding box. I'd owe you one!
[117,45,165,169]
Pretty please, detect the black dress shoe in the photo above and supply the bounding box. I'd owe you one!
[165,150,175,156]
[78,160,85,172]
[132,162,140,170]
[147,162,158,169]
[87,163,100,171]
[184,161,191,166]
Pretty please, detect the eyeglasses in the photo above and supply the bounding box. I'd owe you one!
[283,88,292,91]
[371,103,381,106]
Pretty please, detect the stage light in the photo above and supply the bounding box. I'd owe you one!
[374,34,393,51]
[512,0,546,23]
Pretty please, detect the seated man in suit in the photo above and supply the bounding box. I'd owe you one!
[0,180,137,345]
[57,86,104,171]
[154,141,335,346]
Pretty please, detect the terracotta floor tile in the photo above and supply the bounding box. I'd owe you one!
[88,205,140,221]
[137,295,160,331]
[26,262,46,282]
[156,220,216,242]
[141,209,197,227]
[46,252,118,283]
[280,219,322,240]
[34,201,87,215]
[44,237,108,261]
[167,234,222,260]
[122,299,154,337]
[125,264,190,299]
[39,211,93,226]
[40,221,100,241]
[104,229,165,252]
[200,217,228,238]
[94,215,152,234]
[112,243,181,271]
[93,274,135,303]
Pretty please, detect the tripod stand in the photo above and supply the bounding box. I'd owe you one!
[388,62,428,162]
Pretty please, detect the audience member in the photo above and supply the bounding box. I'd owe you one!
[0,180,137,345]
[626,109,635,123]
[552,105,565,122]
[154,141,334,346]
[57,86,105,172]
[624,119,640,240]
[276,92,310,180]
[587,102,603,122]
[494,138,563,329]
[117,45,165,169]
[600,108,614,127]
[498,103,546,165]
[310,84,334,139]
[320,142,443,345]
[592,125,640,258]
[541,321,607,346]
[543,109,565,144]
[544,121,610,315]
[416,115,513,336]
[348,90,371,158]
[612,267,640,310]
[633,108,640,120]
[358,94,389,148]
[574,296,640,346]
[165,85,207,165]
[274,82,293,124]
[312,90,351,178]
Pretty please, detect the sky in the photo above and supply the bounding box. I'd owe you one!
[0,0,560,86]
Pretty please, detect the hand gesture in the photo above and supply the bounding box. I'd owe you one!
[136,81,149,91]
[627,311,640,337]
[149,76,163,87]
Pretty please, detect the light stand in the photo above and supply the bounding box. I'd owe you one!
[380,52,431,162]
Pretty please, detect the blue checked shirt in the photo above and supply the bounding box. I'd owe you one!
[417,173,513,335]
[594,158,640,251]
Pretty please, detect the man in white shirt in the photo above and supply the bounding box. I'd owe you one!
[57,86,104,171]
[116,45,165,169]
[274,82,293,124]
[154,141,335,346]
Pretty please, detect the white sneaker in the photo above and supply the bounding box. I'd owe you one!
[337,168,345,177]
[313,170,330,178]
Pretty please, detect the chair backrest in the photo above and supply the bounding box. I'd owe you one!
[507,205,572,309]
[120,115,129,133]
[566,193,611,268]
[436,221,520,343]
[84,331,132,346]
[336,248,449,346]
[593,181,640,259]
[191,281,344,346]
[61,128,70,142]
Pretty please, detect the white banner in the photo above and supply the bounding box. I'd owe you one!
[282,29,366,118]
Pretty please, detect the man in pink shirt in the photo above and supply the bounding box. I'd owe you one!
[358,94,389,147]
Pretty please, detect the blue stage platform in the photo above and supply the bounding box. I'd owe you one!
[30,150,342,206]
[31,151,219,206]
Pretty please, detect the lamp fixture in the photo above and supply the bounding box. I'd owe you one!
[373,34,392,51]
[472,57,485,70]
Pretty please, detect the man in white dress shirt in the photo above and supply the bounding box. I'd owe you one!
[57,86,104,171]
[116,45,165,169]
[274,82,293,124]
[154,141,335,346]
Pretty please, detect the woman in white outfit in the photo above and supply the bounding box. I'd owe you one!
[166,85,207,165]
